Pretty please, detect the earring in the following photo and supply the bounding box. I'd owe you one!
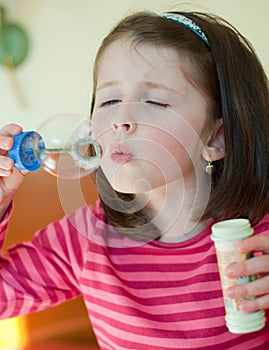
[206,160,214,175]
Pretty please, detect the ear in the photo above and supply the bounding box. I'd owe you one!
[202,118,225,161]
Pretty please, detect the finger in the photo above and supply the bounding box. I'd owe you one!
[0,123,22,137]
[0,168,12,177]
[0,135,15,151]
[236,235,269,254]
[240,294,269,313]
[0,155,14,174]
[226,274,269,300]
[225,254,269,278]
[0,124,22,155]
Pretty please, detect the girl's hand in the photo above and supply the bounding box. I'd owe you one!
[0,123,27,220]
[224,235,269,312]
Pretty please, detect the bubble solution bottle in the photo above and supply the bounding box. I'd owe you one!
[211,219,266,334]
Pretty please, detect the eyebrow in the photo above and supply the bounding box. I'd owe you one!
[143,81,180,95]
[96,80,182,96]
[96,81,120,91]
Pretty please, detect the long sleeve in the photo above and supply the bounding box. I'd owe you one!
[0,203,13,250]
[0,206,92,319]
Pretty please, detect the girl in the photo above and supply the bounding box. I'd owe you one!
[1,10,269,349]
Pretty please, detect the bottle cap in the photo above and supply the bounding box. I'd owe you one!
[211,218,253,242]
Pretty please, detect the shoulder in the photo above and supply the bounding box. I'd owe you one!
[69,199,106,222]
[34,199,107,244]
[254,212,269,236]
[63,199,107,236]
[28,200,109,262]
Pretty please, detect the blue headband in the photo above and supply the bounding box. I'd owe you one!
[161,13,209,46]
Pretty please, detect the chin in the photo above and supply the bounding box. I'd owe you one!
[110,181,137,194]
[112,179,167,194]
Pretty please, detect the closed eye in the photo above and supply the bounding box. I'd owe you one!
[100,99,121,107]
[145,100,170,108]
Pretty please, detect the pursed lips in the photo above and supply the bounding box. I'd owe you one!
[110,143,133,164]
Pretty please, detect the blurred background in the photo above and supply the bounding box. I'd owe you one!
[0,0,268,349]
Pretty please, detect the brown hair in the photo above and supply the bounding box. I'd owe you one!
[90,11,269,237]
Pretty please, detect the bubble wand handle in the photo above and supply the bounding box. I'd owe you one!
[37,148,73,155]
[8,131,101,173]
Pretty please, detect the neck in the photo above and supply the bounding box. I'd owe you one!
[136,175,212,243]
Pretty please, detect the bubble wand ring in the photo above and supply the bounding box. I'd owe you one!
[71,136,101,171]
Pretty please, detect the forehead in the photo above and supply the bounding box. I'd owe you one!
[95,39,189,88]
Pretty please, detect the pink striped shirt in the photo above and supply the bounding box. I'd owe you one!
[1,201,269,349]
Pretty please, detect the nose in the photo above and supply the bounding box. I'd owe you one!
[112,122,136,134]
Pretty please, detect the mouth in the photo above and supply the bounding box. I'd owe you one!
[110,143,133,164]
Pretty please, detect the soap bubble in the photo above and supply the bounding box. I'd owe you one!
[37,113,101,179]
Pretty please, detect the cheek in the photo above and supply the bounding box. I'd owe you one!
[143,127,204,175]
[135,130,182,183]
[91,114,110,143]
[143,129,183,164]
[91,120,112,155]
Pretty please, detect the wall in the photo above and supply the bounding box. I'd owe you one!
[1,0,268,130]
[1,0,268,347]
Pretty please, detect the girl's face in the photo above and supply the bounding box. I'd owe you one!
[92,39,211,193]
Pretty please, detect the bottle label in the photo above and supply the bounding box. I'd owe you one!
[215,241,256,313]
